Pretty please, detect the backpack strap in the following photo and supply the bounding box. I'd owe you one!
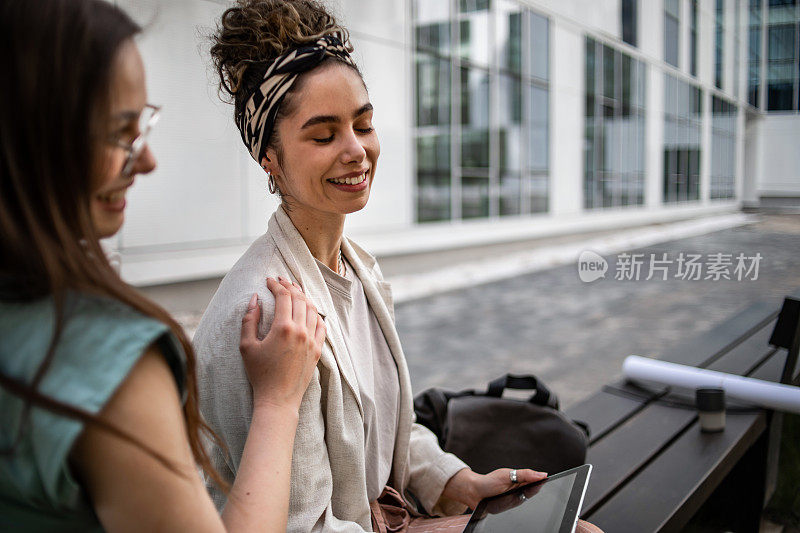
[486,374,560,410]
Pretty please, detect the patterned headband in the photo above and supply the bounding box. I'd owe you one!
[236,33,356,163]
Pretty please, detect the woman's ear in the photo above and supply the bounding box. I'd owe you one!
[261,151,280,175]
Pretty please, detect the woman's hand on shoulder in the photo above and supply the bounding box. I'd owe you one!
[239,277,325,412]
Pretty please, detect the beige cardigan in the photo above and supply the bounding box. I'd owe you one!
[194,207,467,532]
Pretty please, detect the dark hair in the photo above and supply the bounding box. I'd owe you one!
[210,0,362,159]
[0,0,225,490]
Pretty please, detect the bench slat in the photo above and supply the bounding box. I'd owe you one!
[581,403,696,514]
[585,411,767,532]
[564,391,645,444]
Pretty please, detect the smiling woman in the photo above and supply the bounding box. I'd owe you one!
[195,1,549,531]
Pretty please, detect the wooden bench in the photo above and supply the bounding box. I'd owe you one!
[565,291,800,532]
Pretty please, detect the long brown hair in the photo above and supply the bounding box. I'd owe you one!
[0,0,225,490]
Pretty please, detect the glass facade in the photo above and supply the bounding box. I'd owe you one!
[749,0,800,110]
[584,37,646,209]
[663,73,702,203]
[665,0,680,67]
[413,0,550,223]
[711,96,738,199]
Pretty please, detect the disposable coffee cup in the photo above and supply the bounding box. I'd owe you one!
[696,388,725,433]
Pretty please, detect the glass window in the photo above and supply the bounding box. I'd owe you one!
[497,0,522,73]
[460,67,490,168]
[528,84,548,172]
[665,0,680,67]
[500,75,522,170]
[748,0,800,110]
[715,0,725,89]
[414,0,451,54]
[462,176,490,218]
[663,73,703,203]
[622,0,638,46]
[499,173,522,215]
[416,135,452,222]
[767,22,797,109]
[711,96,737,199]
[749,0,763,107]
[458,0,490,65]
[584,38,645,210]
[413,0,452,222]
[691,0,699,76]
[528,175,548,213]
[529,13,549,80]
[416,53,450,127]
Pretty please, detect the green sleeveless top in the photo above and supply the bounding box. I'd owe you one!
[0,294,186,532]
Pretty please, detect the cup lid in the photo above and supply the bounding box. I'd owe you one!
[696,387,725,411]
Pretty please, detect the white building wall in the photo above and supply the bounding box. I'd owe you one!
[757,116,800,197]
[116,0,760,286]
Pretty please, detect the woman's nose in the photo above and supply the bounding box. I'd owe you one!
[339,129,367,165]
[131,144,157,176]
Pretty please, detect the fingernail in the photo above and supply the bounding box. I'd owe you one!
[247,293,258,310]
[278,276,287,283]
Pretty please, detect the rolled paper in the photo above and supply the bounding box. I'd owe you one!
[622,355,800,415]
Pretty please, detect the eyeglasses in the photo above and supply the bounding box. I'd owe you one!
[109,104,161,177]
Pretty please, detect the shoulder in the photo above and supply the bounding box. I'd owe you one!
[0,294,183,510]
[193,234,283,367]
[1,294,180,397]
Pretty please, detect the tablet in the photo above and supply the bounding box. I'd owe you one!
[463,465,592,533]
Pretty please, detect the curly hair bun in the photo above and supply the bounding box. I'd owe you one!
[211,0,350,109]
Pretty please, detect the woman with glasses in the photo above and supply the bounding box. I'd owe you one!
[0,0,324,530]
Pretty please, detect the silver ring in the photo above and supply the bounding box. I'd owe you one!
[509,469,518,483]
[518,493,527,502]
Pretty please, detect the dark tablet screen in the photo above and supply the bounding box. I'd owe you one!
[463,465,592,533]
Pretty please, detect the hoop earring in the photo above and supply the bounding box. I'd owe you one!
[267,172,278,195]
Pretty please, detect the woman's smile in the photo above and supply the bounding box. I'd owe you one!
[94,182,133,212]
[326,168,369,191]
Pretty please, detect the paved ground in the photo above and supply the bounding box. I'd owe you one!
[394,214,800,409]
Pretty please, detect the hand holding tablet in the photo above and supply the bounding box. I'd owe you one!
[463,465,593,533]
